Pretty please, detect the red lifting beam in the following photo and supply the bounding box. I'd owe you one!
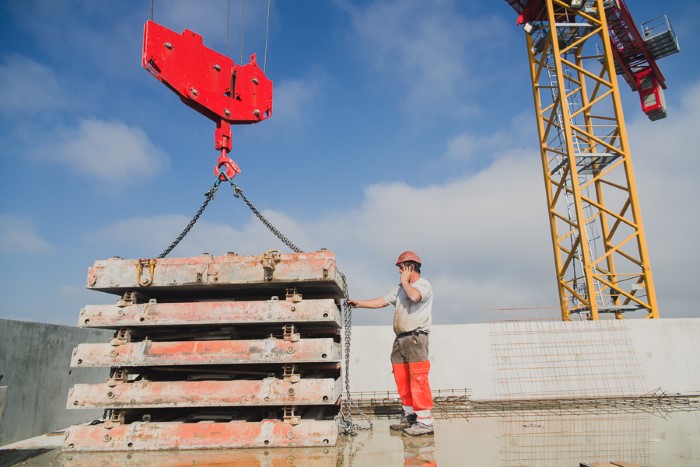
[142,20,273,179]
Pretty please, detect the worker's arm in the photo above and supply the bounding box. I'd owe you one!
[347,297,389,309]
[400,264,422,303]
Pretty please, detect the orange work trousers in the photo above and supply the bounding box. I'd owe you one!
[390,333,433,411]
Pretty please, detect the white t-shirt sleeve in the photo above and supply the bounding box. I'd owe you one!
[384,285,400,305]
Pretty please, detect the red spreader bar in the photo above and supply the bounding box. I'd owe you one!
[142,20,273,178]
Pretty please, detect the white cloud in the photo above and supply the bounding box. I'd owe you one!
[627,82,700,318]
[445,130,510,162]
[269,70,327,129]
[344,0,509,117]
[36,118,168,190]
[85,211,310,260]
[0,215,52,254]
[0,54,66,116]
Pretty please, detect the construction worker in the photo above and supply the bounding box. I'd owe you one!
[348,251,435,436]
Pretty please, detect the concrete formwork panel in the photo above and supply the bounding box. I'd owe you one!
[86,251,344,298]
[71,338,341,367]
[78,299,341,329]
[63,419,338,451]
[68,377,342,409]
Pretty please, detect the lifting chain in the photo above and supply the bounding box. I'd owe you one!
[155,171,372,434]
[158,180,222,259]
[231,184,303,254]
[337,270,374,435]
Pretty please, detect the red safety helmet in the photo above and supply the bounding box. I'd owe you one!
[395,251,422,266]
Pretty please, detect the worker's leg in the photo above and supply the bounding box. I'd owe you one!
[390,337,416,431]
[406,334,434,427]
[391,338,413,411]
[407,360,433,423]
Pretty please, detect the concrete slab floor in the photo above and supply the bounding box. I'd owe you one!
[1,411,699,466]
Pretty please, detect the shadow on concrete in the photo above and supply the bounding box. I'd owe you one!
[0,448,53,467]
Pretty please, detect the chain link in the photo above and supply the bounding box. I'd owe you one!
[230,183,303,253]
[157,179,222,258]
[337,270,374,435]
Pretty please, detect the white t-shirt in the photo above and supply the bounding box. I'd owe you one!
[384,277,433,335]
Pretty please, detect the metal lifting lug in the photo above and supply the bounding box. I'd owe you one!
[285,287,303,303]
[106,370,128,387]
[104,410,125,429]
[283,406,301,426]
[282,364,301,383]
[282,324,300,343]
[110,328,131,347]
[116,291,138,308]
[262,249,281,281]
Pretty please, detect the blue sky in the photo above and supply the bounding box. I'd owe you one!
[1,0,698,326]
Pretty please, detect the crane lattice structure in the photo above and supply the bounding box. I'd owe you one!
[505,0,679,320]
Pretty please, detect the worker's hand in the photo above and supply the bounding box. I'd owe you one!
[347,299,358,308]
[400,263,413,283]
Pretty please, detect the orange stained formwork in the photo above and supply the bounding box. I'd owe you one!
[78,298,341,328]
[64,250,346,451]
[68,377,342,409]
[71,337,341,367]
[63,419,338,452]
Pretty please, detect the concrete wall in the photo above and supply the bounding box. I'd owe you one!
[347,318,700,398]
[0,319,112,446]
[0,386,6,433]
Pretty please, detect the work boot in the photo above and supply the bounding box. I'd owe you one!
[390,413,417,431]
[402,421,434,436]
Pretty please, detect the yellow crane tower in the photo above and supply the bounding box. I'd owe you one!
[505,0,680,320]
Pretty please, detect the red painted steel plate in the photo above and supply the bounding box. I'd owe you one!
[68,377,342,409]
[78,299,340,329]
[86,251,344,296]
[71,338,341,367]
[63,419,339,451]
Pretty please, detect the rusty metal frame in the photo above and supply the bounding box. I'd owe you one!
[72,338,341,367]
[63,419,339,451]
[78,299,340,329]
[68,377,342,409]
[86,251,344,296]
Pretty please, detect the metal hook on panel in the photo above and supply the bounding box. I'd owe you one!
[136,259,157,287]
[262,249,281,281]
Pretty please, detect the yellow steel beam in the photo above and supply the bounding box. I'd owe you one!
[524,0,659,320]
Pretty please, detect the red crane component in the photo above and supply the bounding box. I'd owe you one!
[603,0,664,91]
[504,0,679,121]
[142,20,273,178]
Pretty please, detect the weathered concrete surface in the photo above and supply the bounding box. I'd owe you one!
[348,318,700,398]
[0,319,112,446]
[5,414,700,466]
[0,386,6,433]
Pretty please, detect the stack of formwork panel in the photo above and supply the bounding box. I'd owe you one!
[63,250,344,452]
